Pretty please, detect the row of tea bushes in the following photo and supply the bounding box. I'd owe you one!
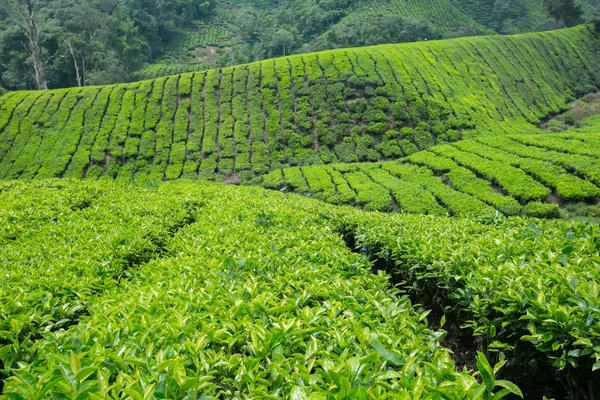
[0,26,597,183]
[0,179,521,398]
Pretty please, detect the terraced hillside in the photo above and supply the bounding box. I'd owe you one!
[262,129,600,218]
[0,26,598,186]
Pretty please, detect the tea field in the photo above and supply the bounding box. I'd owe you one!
[1,21,600,399]
[1,178,599,398]
[0,179,528,398]
[0,26,598,186]
[261,129,600,217]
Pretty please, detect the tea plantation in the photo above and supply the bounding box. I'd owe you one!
[0,26,598,185]
[1,21,600,399]
[262,128,600,217]
[1,178,599,398]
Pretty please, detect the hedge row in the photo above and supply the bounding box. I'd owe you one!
[261,131,600,218]
[1,179,522,398]
[333,204,600,394]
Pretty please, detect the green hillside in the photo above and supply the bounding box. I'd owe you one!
[1,179,599,398]
[449,0,548,31]
[3,1,600,397]
[136,0,563,80]
[261,128,600,218]
[0,26,598,186]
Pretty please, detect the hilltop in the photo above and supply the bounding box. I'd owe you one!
[136,0,554,80]
[136,0,600,80]
[2,0,597,88]
[0,25,598,188]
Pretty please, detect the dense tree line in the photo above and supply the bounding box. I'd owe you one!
[544,0,584,27]
[0,0,216,90]
[229,0,589,63]
[231,0,442,63]
[0,0,594,90]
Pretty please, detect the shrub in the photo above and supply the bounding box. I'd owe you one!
[523,202,561,219]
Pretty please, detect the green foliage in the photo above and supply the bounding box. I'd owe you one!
[475,352,523,399]
[265,129,600,218]
[339,202,600,389]
[0,26,598,185]
[0,0,218,90]
[544,0,583,27]
[0,178,523,398]
[524,201,561,218]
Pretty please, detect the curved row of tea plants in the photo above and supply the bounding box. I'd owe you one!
[0,26,598,184]
[333,206,600,397]
[0,179,521,398]
[261,131,600,218]
[134,63,210,81]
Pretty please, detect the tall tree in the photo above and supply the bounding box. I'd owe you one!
[2,0,48,89]
[544,0,583,27]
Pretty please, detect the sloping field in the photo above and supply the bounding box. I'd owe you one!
[261,130,600,217]
[0,179,598,397]
[0,26,598,184]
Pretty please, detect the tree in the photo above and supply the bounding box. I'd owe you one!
[490,0,527,33]
[544,0,583,28]
[273,28,295,57]
[2,0,48,89]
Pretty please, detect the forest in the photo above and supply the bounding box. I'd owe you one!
[1,0,598,89]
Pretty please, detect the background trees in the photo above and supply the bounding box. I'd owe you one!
[544,0,583,27]
[2,0,47,89]
[0,0,597,90]
[0,0,216,90]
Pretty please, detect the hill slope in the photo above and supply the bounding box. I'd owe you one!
[261,128,600,218]
[137,0,560,80]
[0,26,598,185]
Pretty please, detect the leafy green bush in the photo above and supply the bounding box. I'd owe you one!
[0,179,524,398]
[524,201,561,219]
[337,204,600,392]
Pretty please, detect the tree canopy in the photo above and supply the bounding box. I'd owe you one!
[0,0,216,90]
